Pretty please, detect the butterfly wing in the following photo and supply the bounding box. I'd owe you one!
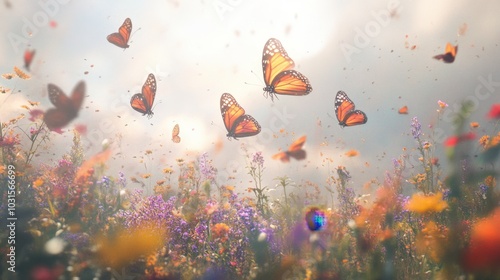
[272,151,290,162]
[48,83,72,109]
[70,81,85,111]
[220,93,245,134]
[142,73,156,111]
[342,110,368,126]
[335,91,355,125]
[220,93,260,139]
[107,18,132,48]
[172,124,181,143]
[44,108,75,130]
[288,135,306,152]
[24,49,35,71]
[231,115,261,138]
[271,70,312,96]
[262,38,295,87]
[130,94,149,115]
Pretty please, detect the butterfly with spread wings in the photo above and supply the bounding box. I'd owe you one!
[44,81,85,131]
[262,38,312,101]
[130,73,156,118]
[220,93,261,139]
[433,42,458,63]
[172,124,181,143]
[107,18,132,49]
[272,135,307,162]
[335,91,367,127]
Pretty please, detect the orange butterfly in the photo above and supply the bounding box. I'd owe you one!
[272,135,307,162]
[335,91,367,127]
[433,43,458,63]
[398,105,408,114]
[172,124,181,143]
[24,49,35,71]
[220,93,261,139]
[107,18,132,49]
[262,38,312,101]
[44,81,85,131]
[130,73,156,118]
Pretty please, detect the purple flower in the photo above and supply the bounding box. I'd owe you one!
[252,152,264,169]
[199,152,217,182]
[118,171,126,188]
[411,116,422,140]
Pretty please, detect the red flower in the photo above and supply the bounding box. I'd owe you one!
[444,132,476,147]
[487,104,500,119]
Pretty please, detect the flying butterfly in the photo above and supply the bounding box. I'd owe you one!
[24,49,35,71]
[43,81,85,131]
[335,91,367,127]
[220,93,261,139]
[433,42,458,63]
[172,124,181,143]
[130,73,156,118]
[262,38,312,101]
[107,18,132,49]
[305,207,326,231]
[272,135,307,162]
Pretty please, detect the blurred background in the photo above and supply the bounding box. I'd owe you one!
[1,0,499,197]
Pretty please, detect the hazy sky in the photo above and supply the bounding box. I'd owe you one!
[1,0,499,199]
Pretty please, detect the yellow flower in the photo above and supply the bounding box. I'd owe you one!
[162,167,174,174]
[406,192,448,213]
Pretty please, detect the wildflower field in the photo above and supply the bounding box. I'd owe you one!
[1,100,499,279]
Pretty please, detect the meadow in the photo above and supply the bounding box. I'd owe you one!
[1,100,499,280]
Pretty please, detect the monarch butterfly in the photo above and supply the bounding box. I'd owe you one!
[24,49,35,71]
[172,124,181,143]
[130,73,156,118]
[398,105,408,114]
[43,81,85,131]
[107,18,132,49]
[433,43,458,63]
[220,93,261,139]
[272,135,307,162]
[262,38,312,101]
[335,91,367,127]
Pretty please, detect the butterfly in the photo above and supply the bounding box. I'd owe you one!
[172,124,181,143]
[433,43,458,63]
[24,49,35,71]
[107,18,132,49]
[130,73,156,118]
[43,81,85,131]
[220,93,261,139]
[262,38,312,101]
[398,105,408,114]
[335,91,368,127]
[272,135,307,162]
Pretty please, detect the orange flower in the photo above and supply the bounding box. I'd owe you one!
[345,149,359,157]
[406,192,448,214]
[479,135,490,149]
[462,208,500,272]
[142,173,151,179]
[212,223,230,242]
[33,178,44,188]
[484,176,496,188]
[470,122,480,128]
